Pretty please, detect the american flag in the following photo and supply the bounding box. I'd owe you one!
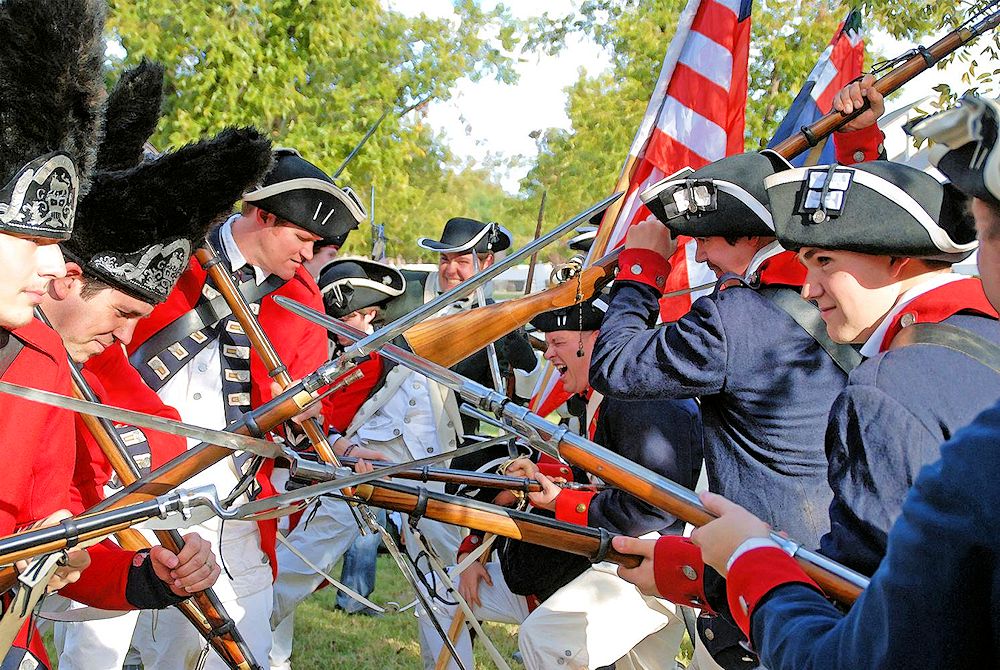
[767,9,865,166]
[530,0,753,416]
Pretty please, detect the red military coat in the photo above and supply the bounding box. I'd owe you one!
[71,344,188,510]
[127,257,329,576]
[0,320,142,666]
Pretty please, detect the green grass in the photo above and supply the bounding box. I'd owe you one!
[45,555,693,667]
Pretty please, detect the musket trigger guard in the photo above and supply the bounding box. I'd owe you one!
[592,528,612,564]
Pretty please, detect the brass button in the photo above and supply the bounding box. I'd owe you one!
[704,628,715,641]
[630,263,642,275]
[900,312,916,328]
[853,150,865,162]
[575,503,587,514]
[682,565,698,581]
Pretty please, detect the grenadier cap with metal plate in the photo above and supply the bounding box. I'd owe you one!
[905,94,1000,206]
[318,258,406,318]
[640,153,792,238]
[0,0,108,242]
[242,148,366,240]
[765,160,977,263]
[417,217,513,254]
[63,62,274,304]
[530,293,609,333]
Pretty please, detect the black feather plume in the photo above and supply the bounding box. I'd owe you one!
[97,59,165,172]
[0,0,107,192]
[68,127,274,259]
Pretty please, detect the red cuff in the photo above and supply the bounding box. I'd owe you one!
[554,489,595,526]
[537,460,575,482]
[652,535,714,612]
[457,533,484,560]
[834,124,885,164]
[60,540,137,611]
[726,546,822,638]
[617,248,671,293]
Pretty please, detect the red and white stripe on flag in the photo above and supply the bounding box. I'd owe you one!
[589,0,752,319]
[531,0,752,414]
[810,13,865,114]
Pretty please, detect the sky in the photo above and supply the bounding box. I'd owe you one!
[386,0,612,192]
[385,1,998,193]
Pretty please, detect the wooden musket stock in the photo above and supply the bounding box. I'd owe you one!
[353,480,640,569]
[404,250,620,367]
[402,13,1000,369]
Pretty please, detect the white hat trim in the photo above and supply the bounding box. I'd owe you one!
[765,167,978,254]
[416,222,512,254]
[243,177,367,223]
[321,276,405,299]
[641,176,773,228]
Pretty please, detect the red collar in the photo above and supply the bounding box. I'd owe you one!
[752,251,805,287]
[880,278,998,352]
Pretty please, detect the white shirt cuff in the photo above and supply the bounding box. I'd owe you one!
[726,537,783,572]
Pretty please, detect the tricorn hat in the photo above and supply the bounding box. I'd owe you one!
[640,152,791,238]
[318,258,405,319]
[243,148,366,240]
[417,217,513,254]
[906,94,1000,206]
[568,226,598,253]
[65,126,273,304]
[530,294,609,333]
[0,0,107,241]
[766,160,977,262]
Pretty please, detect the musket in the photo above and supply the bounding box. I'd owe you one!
[333,109,390,179]
[296,454,606,494]
[350,480,640,569]
[771,2,1000,157]
[401,12,1000,369]
[32,308,260,670]
[523,190,546,297]
[0,487,226,573]
[278,299,871,606]
[194,243,369,534]
[65,367,261,670]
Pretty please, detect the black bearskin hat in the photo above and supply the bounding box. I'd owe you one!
[96,60,165,172]
[0,0,107,240]
[65,127,273,304]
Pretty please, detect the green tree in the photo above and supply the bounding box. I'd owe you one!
[515,0,992,232]
[106,0,524,259]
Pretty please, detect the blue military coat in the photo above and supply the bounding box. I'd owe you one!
[740,398,1000,669]
[590,251,847,548]
[820,278,1000,575]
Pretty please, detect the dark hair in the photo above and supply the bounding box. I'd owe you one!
[79,274,111,300]
[976,197,1000,241]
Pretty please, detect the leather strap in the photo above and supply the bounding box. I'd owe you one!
[759,286,863,375]
[889,322,1000,374]
[0,332,24,379]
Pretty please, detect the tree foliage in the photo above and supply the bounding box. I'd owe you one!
[106,0,523,260]
[514,0,994,234]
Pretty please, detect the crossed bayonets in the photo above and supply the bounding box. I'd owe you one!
[0,194,627,670]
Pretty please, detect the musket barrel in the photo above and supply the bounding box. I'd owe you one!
[354,481,641,568]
